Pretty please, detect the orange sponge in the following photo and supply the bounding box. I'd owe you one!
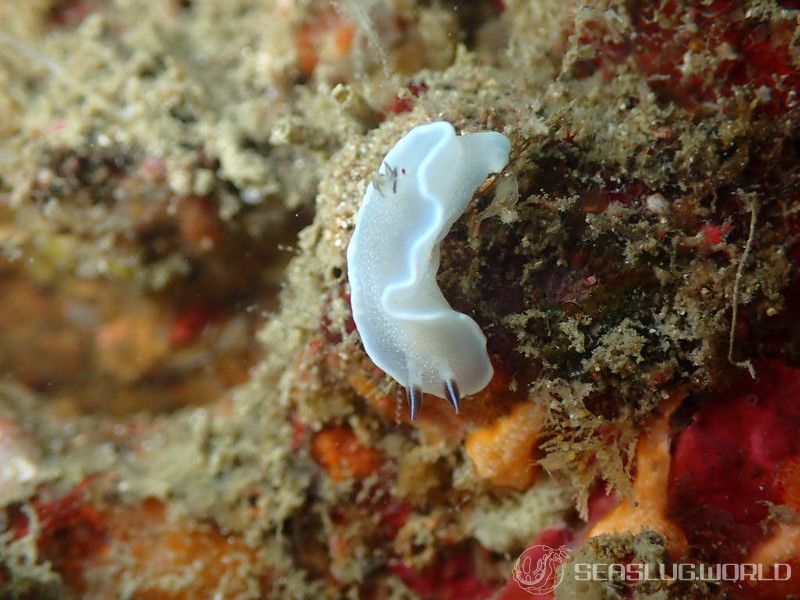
[588,393,688,557]
[464,402,545,490]
[311,425,383,482]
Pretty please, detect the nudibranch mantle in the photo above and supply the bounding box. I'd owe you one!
[346,121,510,416]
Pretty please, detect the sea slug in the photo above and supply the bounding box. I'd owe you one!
[346,121,511,418]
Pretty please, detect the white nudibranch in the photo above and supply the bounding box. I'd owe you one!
[346,121,511,418]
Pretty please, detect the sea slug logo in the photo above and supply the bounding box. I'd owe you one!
[511,541,792,596]
[511,544,571,594]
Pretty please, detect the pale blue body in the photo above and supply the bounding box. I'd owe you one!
[346,122,510,398]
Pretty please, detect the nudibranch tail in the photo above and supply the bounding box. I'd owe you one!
[347,121,511,417]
